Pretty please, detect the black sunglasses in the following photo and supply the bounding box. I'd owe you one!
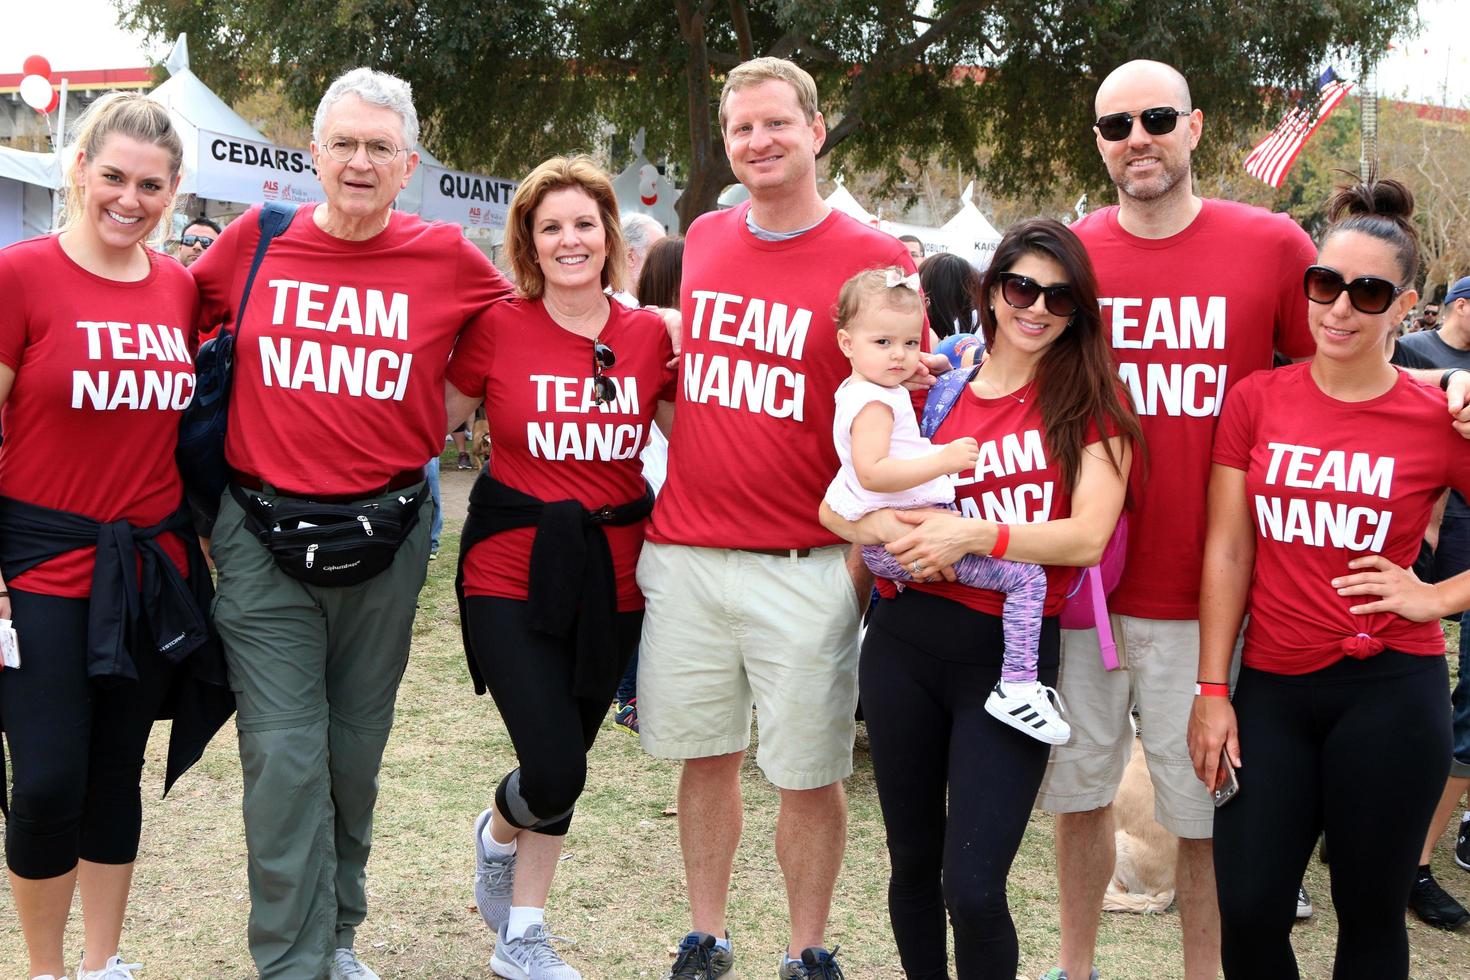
[179,234,214,249]
[592,341,619,405]
[1303,266,1407,315]
[997,272,1079,317]
[1095,106,1191,142]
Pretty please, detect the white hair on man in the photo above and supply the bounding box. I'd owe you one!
[313,67,420,148]
[621,211,667,288]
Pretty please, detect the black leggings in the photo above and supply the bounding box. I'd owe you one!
[862,588,1059,980]
[1214,652,1450,980]
[465,596,640,837]
[1,588,175,879]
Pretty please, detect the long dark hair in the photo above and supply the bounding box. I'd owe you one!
[636,235,685,309]
[977,218,1143,491]
[919,251,980,339]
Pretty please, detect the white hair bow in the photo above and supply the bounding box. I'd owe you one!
[885,269,920,291]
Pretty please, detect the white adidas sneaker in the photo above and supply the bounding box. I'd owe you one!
[985,680,1070,745]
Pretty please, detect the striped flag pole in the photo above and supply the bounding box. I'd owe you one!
[1244,68,1355,188]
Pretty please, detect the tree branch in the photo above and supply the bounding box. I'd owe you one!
[728,0,754,62]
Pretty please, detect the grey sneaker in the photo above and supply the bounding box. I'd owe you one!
[778,946,845,979]
[1296,884,1314,919]
[1039,970,1099,980]
[328,948,379,980]
[491,921,580,979]
[666,932,734,979]
[475,807,516,931]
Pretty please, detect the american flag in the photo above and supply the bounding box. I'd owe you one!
[1243,69,1355,188]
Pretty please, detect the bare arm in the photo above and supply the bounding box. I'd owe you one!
[654,399,675,438]
[1187,463,1253,792]
[883,437,1132,571]
[444,381,483,436]
[849,401,978,494]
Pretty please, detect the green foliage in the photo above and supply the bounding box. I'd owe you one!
[119,0,1417,227]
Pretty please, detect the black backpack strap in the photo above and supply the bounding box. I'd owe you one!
[235,202,298,338]
[222,202,298,398]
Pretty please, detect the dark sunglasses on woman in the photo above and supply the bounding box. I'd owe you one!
[997,272,1079,317]
[1094,106,1191,142]
[592,341,619,405]
[1302,265,1407,315]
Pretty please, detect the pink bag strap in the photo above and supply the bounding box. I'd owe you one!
[1088,566,1120,671]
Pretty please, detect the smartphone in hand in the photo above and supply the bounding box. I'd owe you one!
[1212,750,1239,808]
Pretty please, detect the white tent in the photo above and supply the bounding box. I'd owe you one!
[823,177,879,226]
[611,130,680,233]
[0,146,60,247]
[148,67,270,199]
[939,182,1003,270]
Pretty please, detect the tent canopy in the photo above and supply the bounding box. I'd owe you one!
[823,177,878,225]
[148,68,268,197]
[0,145,60,189]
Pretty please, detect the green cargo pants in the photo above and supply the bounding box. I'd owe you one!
[211,484,433,979]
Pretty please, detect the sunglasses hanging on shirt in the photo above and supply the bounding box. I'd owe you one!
[1303,265,1408,315]
[592,341,619,405]
[1094,106,1191,142]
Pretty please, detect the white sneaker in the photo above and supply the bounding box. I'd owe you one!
[75,956,142,980]
[985,680,1071,745]
[32,975,69,980]
[330,948,380,980]
[1296,884,1314,919]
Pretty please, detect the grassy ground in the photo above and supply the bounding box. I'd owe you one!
[3,464,1470,977]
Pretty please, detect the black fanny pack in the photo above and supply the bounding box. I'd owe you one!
[231,482,426,587]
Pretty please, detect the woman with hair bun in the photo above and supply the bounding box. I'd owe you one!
[0,92,228,980]
[1190,175,1470,978]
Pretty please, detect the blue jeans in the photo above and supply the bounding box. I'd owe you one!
[1432,494,1470,777]
[426,456,443,553]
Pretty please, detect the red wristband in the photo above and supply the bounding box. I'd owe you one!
[990,523,1010,559]
[1194,682,1230,698]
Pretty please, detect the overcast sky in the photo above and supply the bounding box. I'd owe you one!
[3,0,1467,105]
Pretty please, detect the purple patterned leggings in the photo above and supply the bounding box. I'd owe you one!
[863,543,1046,683]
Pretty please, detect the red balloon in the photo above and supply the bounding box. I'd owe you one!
[22,55,51,79]
[43,89,60,114]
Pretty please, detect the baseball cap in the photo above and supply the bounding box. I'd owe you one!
[1444,276,1470,306]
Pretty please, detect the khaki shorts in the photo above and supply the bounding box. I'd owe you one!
[1036,615,1240,839]
[635,542,861,790]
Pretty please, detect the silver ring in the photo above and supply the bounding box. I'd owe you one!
[912,560,923,574]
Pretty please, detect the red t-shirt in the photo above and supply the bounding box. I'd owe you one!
[0,236,195,596]
[1074,199,1316,620]
[647,203,919,550]
[447,298,675,610]
[190,205,513,496]
[882,388,1107,616]
[1213,364,1470,674]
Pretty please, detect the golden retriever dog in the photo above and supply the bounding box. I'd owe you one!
[470,417,491,471]
[1102,737,1178,914]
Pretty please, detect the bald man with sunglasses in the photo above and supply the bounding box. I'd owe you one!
[1035,60,1318,980]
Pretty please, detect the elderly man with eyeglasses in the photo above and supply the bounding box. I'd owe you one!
[188,67,513,979]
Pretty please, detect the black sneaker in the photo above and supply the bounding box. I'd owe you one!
[1409,868,1470,930]
[1296,884,1313,919]
[778,946,845,979]
[667,932,734,980]
[1456,812,1470,872]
